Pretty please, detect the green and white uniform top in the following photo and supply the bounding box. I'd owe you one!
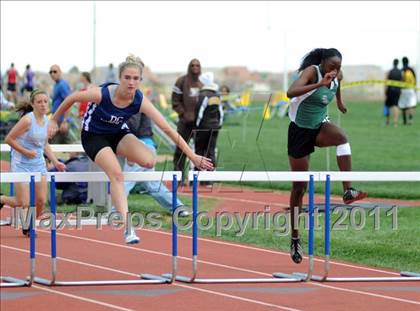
[288,65,339,129]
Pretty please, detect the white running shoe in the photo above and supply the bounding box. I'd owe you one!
[124,229,140,244]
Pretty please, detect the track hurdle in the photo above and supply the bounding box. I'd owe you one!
[1,143,83,226]
[33,171,181,286]
[1,173,39,287]
[164,171,318,284]
[293,171,420,282]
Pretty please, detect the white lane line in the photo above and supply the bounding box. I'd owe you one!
[31,285,135,311]
[1,245,302,311]
[141,229,401,276]
[25,231,420,305]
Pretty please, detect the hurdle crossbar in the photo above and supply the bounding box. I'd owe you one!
[1,143,85,153]
[293,172,420,282]
[1,173,38,287]
[164,171,320,284]
[33,171,181,286]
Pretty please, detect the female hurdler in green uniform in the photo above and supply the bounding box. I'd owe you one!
[286,48,367,264]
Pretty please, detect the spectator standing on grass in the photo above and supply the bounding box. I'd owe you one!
[398,56,417,125]
[384,59,402,126]
[106,63,117,84]
[6,63,18,104]
[23,64,35,93]
[171,59,203,184]
[194,72,223,186]
[49,64,74,144]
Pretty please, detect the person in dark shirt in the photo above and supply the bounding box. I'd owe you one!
[384,59,402,126]
[194,72,223,186]
[171,59,203,183]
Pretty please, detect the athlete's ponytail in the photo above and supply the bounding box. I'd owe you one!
[298,48,342,72]
[15,89,48,116]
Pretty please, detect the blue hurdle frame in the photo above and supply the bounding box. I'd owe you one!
[34,173,179,286]
[1,174,36,287]
[0,150,14,227]
[273,174,316,281]
[294,174,420,282]
[164,173,310,284]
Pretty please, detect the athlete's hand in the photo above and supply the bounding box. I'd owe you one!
[192,154,214,171]
[24,149,37,159]
[53,160,66,172]
[320,70,337,87]
[59,121,69,134]
[48,119,58,138]
[337,100,347,114]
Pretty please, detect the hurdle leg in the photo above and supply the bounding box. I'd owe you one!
[1,175,36,288]
[33,175,58,286]
[35,173,174,286]
[276,174,316,282]
[171,173,303,284]
[400,272,420,278]
[303,174,420,282]
[0,176,15,226]
[144,174,179,283]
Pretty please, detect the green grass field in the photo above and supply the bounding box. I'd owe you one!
[157,99,420,199]
[124,193,420,272]
[1,99,419,272]
[43,190,420,272]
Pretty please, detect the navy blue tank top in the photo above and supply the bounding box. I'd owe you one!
[82,83,143,134]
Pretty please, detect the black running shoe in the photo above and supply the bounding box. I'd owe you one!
[22,228,37,238]
[343,188,368,204]
[290,237,303,264]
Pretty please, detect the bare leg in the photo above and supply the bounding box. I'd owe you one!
[35,176,47,217]
[315,122,351,191]
[92,134,156,240]
[288,155,309,239]
[116,134,156,168]
[402,108,408,125]
[1,182,29,209]
[407,107,414,124]
[390,106,399,126]
[94,147,129,225]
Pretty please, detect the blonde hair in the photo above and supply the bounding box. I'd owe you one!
[15,89,48,116]
[118,54,145,79]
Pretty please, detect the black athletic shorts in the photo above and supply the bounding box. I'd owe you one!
[7,83,16,92]
[287,122,322,159]
[81,130,131,161]
[385,91,400,107]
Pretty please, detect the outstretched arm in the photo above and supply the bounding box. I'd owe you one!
[140,96,213,171]
[48,87,102,137]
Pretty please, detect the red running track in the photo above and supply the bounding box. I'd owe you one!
[1,185,420,311]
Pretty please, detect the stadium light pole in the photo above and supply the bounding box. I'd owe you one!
[266,2,288,92]
[92,1,96,82]
[283,31,288,92]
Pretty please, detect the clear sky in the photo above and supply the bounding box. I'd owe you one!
[1,1,419,74]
